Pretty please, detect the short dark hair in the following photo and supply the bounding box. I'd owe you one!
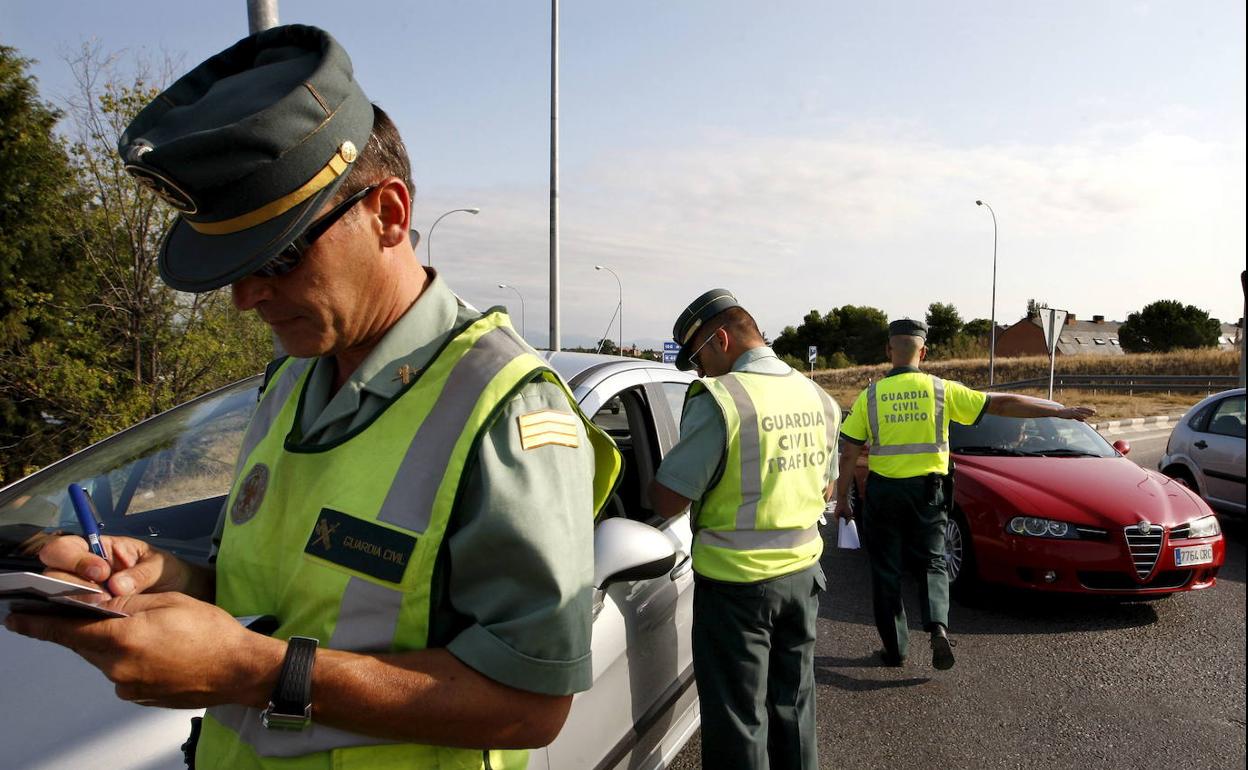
[703,306,764,345]
[334,104,415,203]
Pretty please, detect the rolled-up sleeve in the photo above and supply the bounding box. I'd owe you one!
[444,380,598,695]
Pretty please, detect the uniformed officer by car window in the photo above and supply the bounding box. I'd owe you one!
[650,289,840,770]
[834,318,1094,670]
[3,25,620,770]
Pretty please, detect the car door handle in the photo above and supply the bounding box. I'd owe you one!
[1194,440,1208,449]
[670,555,693,580]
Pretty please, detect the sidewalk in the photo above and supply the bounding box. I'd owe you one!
[1092,412,1186,433]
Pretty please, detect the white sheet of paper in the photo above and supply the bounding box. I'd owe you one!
[837,518,861,550]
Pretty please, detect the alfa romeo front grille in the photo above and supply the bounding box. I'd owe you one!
[1124,524,1164,579]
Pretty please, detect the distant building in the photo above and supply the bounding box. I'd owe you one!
[995,313,1124,358]
[1218,320,1243,352]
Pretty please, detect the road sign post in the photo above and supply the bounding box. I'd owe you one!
[808,345,817,376]
[1040,308,1068,401]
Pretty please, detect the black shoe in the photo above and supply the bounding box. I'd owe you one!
[876,649,905,667]
[930,631,956,670]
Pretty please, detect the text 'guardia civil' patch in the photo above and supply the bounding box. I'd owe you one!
[304,508,416,583]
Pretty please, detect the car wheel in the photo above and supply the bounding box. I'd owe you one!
[945,509,977,595]
[1163,465,1198,492]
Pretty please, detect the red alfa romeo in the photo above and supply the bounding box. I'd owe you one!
[850,412,1225,596]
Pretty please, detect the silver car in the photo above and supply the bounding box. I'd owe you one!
[1159,387,1246,517]
[0,352,700,770]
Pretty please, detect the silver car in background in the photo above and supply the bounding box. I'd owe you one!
[0,352,700,770]
[1159,387,1246,517]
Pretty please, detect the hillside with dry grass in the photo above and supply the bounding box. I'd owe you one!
[815,349,1240,420]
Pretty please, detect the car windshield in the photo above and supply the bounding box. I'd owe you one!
[950,413,1116,458]
[0,378,260,568]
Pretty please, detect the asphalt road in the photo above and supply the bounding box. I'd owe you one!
[670,425,1246,769]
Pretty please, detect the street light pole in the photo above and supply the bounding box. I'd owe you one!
[426,207,480,266]
[976,200,999,386]
[498,283,526,342]
[594,265,622,354]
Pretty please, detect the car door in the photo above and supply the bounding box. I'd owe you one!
[1195,393,1246,513]
[543,369,698,770]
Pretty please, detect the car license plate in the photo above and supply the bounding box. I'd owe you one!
[1175,545,1213,567]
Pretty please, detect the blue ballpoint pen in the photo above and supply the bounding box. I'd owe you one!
[68,483,110,563]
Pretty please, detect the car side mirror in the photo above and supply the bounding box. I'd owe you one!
[1113,439,1130,456]
[593,517,678,590]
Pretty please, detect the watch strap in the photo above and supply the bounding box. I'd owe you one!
[262,636,317,730]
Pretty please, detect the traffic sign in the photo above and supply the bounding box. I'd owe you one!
[1040,308,1068,356]
[808,345,818,364]
[663,340,679,364]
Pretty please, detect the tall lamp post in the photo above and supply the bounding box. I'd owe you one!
[497,283,526,341]
[594,265,623,354]
[427,207,480,266]
[976,199,999,386]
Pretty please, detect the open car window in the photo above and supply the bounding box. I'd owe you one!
[592,387,662,524]
[0,378,260,567]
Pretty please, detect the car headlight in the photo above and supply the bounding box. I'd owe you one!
[1188,515,1221,539]
[1006,516,1080,539]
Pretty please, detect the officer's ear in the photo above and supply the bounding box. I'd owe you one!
[375,177,412,249]
[918,345,928,362]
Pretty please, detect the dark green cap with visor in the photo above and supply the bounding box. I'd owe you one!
[671,289,742,371]
[118,24,375,292]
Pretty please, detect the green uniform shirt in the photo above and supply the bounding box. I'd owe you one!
[840,366,989,478]
[284,271,597,694]
[657,347,837,500]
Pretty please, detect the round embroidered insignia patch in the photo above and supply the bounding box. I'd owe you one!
[230,463,269,525]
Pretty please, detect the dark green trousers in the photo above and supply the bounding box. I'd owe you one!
[692,563,825,770]
[862,472,949,659]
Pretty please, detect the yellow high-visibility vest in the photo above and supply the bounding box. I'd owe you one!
[690,370,840,583]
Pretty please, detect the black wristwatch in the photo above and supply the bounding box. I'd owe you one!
[261,636,318,730]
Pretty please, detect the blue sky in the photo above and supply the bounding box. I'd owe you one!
[4,1,1245,349]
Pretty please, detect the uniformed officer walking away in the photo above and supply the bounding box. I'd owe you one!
[834,319,1094,670]
[649,290,840,770]
[4,25,621,770]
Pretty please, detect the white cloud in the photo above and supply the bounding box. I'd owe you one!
[423,123,1246,349]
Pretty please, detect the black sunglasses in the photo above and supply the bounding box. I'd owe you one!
[252,184,379,278]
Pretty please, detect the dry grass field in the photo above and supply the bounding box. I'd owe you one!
[815,349,1240,421]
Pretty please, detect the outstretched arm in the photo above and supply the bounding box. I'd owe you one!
[985,393,1096,422]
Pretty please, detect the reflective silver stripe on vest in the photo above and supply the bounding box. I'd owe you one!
[866,375,948,456]
[235,358,313,475]
[208,703,400,758]
[809,378,840,453]
[717,373,762,530]
[329,576,404,652]
[697,522,821,551]
[376,326,530,533]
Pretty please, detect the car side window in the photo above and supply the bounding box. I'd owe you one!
[1207,396,1246,439]
[662,381,691,428]
[1188,401,1218,432]
[593,387,662,524]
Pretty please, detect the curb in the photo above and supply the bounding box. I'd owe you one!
[1092,413,1186,433]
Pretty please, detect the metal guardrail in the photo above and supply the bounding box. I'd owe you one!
[988,374,1240,394]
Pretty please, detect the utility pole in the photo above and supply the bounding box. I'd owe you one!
[548,0,561,351]
[247,0,279,33]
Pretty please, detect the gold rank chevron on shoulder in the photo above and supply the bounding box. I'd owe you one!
[517,409,581,450]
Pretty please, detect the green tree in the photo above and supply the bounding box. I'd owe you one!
[1118,300,1221,353]
[925,302,963,348]
[774,305,888,365]
[963,318,993,339]
[1026,298,1048,316]
[0,46,271,484]
[0,47,88,482]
